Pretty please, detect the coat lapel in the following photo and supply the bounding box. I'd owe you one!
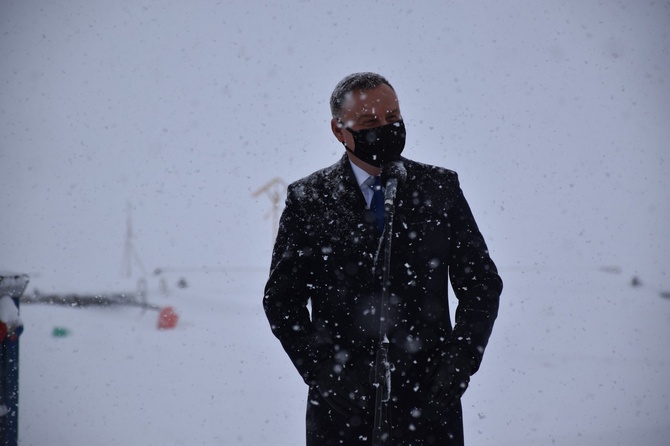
[326,154,368,211]
[320,155,379,262]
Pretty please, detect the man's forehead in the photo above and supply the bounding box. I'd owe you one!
[341,88,399,114]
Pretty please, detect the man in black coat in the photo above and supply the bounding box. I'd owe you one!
[263,72,502,445]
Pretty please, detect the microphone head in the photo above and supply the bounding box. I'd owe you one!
[382,160,407,185]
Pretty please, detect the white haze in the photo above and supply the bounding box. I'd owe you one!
[1,0,669,444]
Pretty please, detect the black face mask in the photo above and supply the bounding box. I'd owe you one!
[343,120,406,168]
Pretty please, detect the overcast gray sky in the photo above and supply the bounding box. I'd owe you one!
[1,0,668,292]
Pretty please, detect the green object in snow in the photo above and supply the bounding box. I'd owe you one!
[52,327,70,337]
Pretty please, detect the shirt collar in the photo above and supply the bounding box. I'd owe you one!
[348,158,375,188]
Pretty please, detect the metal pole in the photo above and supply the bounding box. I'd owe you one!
[0,274,29,446]
[371,190,398,446]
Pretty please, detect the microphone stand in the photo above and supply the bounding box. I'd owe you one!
[371,177,399,446]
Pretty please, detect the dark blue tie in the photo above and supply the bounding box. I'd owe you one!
[369,176,385,235]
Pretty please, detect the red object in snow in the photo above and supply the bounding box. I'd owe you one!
[157,306,178,329]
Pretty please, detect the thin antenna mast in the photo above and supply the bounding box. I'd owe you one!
[122,201,147,278]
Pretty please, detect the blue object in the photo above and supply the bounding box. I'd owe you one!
[0,274,28,446]
[369,176,385,235]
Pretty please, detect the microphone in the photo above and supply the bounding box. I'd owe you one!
[382,161,407,207]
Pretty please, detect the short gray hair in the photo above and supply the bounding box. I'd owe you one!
[329,72,395,118]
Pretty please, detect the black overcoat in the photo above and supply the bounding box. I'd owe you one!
[264,154,502,445]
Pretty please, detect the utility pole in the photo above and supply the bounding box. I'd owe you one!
[122,202,146,278]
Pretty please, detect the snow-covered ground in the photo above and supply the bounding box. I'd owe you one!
[3,1,669,444]
[18,267,670,445]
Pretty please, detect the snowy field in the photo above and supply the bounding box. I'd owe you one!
[18,267,670,446]
[3,1,669,445]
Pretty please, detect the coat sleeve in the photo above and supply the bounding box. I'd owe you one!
[263,183,331,384]
[447,174,503,374]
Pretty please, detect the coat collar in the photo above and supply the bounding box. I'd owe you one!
[324,154,368,211]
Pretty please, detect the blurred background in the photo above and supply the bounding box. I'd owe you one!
[1,1,669,444]
[2,0,668,292]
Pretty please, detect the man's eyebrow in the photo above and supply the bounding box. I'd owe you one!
[357,109,400,119]
[357,113,378,119]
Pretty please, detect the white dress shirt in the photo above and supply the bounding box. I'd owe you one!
[348,159,382,208]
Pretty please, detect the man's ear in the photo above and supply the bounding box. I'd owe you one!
[331,118,345,143]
